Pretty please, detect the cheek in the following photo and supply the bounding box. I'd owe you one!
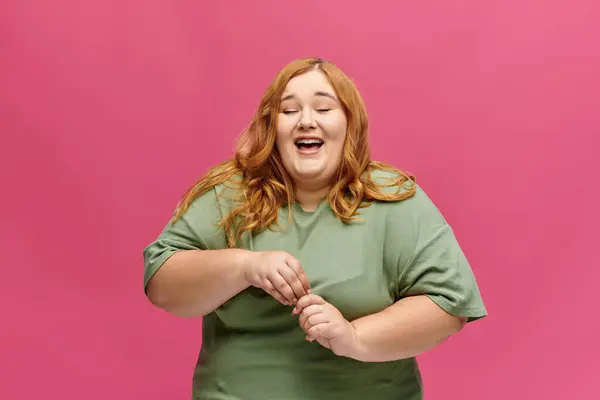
[328,127,347,153]
[276,137,293,156]
[327,126,347,162]
[323,114,347,141]
[329,140,346,163]
[276,118,295,147]
[275,132,288,152]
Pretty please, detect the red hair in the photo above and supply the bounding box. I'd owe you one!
[173,57,416,247]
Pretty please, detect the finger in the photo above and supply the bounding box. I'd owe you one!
[298,304,323,326]
[294,294,326,315]
[307,323,334,340]
[302,312,330,333]
[278,266,307,301]
[312,336,331,349]
[285,256,311,294]
[268,273,297,304]
[262,279,291,305]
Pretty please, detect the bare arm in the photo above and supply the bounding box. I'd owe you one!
[146,248,311,318]
[348,295,467,362]
[146,248,252,318]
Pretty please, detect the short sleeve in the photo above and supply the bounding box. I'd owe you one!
[390,187,487,323]
[142,186,228,289]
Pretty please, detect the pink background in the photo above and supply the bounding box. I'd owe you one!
[1,1,599,399]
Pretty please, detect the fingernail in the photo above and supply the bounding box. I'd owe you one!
[307,289,312,294]
[292,308,297,315]
[293,298,297,304]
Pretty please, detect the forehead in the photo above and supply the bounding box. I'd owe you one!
[282,69,336,98]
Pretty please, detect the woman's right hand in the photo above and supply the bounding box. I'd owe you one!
[243,251,311,306]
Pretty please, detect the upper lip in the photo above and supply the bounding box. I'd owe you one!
[294,135,324,143]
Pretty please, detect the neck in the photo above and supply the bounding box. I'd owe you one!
[294,182,330,212]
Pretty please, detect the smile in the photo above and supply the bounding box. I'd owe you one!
[295,138,324,155]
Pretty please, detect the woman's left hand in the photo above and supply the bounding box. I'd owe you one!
[293,294,358,357]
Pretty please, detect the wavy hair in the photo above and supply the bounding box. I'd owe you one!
[173,57,416,247]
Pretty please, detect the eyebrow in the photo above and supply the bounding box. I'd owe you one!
[280,91,338,102]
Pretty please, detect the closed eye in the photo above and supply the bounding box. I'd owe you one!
[316,108,331,113]
[282,110,298,115]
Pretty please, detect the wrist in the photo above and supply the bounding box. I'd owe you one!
[346,321,369,361]
[235,249,256,286]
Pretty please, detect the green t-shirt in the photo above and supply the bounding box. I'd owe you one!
[143,170,487,400]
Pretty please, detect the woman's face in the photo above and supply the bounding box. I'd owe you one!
[276,69,348,188]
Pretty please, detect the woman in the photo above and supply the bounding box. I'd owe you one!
[143,57,487,399]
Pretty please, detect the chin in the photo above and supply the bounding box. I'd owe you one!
[288,158,322,175]
[293,169,324,180]
[287,165,325,181]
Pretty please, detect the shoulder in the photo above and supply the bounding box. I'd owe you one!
[214,173,244,203]
[185,173,244,219]
[368,166,415,195]
[367,165,447,227]
[174,159,245,222]
[367,162,421,204]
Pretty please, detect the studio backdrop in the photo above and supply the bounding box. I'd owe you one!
[1,1,599,399]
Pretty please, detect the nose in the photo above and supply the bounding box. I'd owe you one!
[297,108,316,130]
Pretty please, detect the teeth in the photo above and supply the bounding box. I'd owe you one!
[296,139,324,145]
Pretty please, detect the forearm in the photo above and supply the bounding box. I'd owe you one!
[145,249,252,318]
[348,295,466,362]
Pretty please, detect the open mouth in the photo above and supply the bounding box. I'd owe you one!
[295,138,324,152]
